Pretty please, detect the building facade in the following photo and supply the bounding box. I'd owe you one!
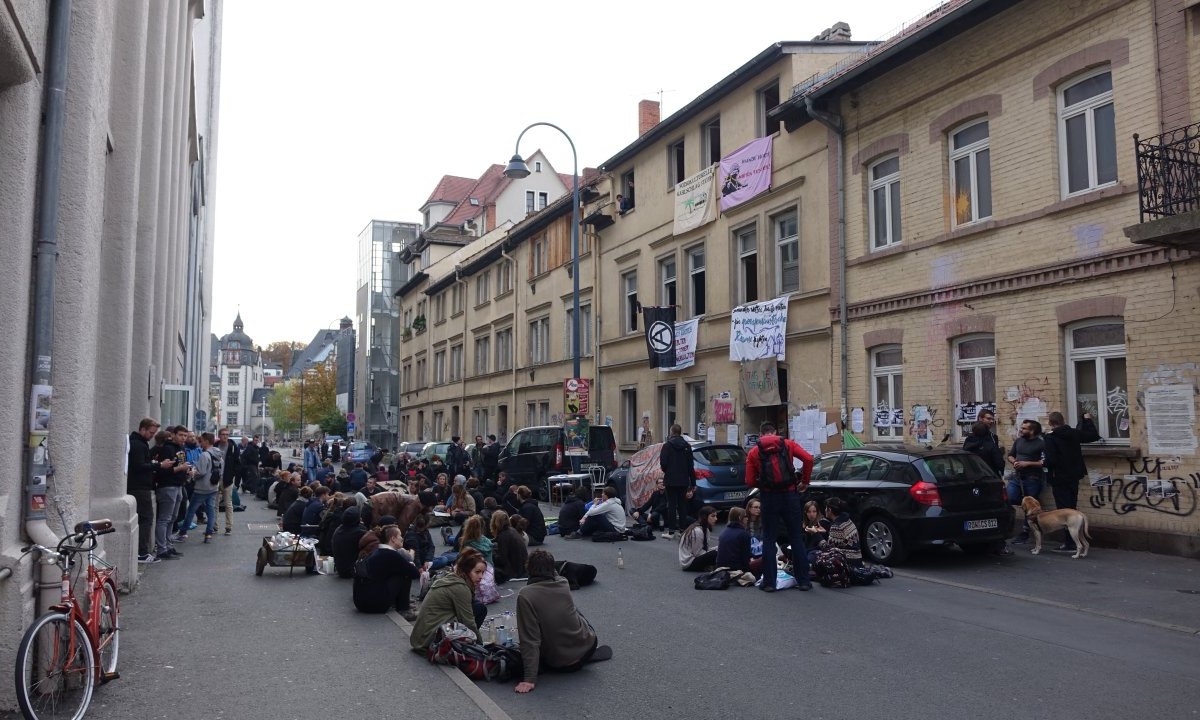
[0,0,223,703]
[216,314,265,433]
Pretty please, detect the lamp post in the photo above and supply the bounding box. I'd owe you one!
[504,123,581,381]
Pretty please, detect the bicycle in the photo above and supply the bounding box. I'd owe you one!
[14,519,121,720]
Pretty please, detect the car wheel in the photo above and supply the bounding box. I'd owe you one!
[535,480,549,503]
[862,515,906,564]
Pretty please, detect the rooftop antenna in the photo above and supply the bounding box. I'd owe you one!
[655,88,675,114]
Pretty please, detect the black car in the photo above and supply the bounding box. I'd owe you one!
[498,425,618,500]
[802,445,1014,564]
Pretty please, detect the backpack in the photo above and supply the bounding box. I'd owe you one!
[590,531,623,543]
[694,568,731,590]
[628,524,655,541]
[755,438,797,491]
[427,623,520,682]
[812,549,851,588]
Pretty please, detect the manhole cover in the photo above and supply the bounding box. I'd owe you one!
[1177,589,1200,595]
[247,523,279,532]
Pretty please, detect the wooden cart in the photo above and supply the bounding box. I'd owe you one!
[255,536,316,576]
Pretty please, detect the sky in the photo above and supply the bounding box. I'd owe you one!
[211,0,938,346]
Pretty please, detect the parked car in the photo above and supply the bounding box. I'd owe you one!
[800,445,1014,564]
[609,442,750,512]
[398,441,428,458]
[498,425,618,500]
[346,440,378,465]
[420,442,453,463]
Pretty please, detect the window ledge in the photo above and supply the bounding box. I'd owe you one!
[451,311,464,319]
[1082,444,1139,458]
[474,301,490,310]
[495,289,514,301]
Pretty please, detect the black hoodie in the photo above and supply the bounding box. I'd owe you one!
[963,433,1005,475]
[659,435,695,488]
[332,507,367,578]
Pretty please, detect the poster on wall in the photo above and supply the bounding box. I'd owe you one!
[661,319,699,372]
[910,405,933,444]
[1144,384,1198,456]
[851,407,865,433]
[719,136,773,211]
[673,164,720,235]
[729,297,789,361]
[740,358,781,407]
[564,378,591,416]
[564,416,590,456]
[712,392,736,424]
[955,402,997,425]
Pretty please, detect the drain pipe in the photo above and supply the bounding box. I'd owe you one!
[500,244,518,438]
[25,0,74,611]
[805,96,848,424]
[455,265,468,434]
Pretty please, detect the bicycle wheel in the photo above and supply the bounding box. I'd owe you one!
[14,612,95,720]
[96,580,119,675]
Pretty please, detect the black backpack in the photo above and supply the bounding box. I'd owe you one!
[755,439,797,491]
[694,568,731,590]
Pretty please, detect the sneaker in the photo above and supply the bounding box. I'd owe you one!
[225,528,233,535]
[203,534,213,543]
[234,506,247,512]
[167,547,184,557]
[661,531,674,540]
[175,533,189,541]
[995,545,1014,556]
[796,581,813,591]
[156,551,177,561]
[137,553,161,564]
[188,522,198,530]
[562,532,581,540]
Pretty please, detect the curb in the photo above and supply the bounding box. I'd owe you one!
[893,569,1200,636]
[386,610,514,720]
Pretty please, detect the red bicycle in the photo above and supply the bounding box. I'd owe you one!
[14,519,121,720]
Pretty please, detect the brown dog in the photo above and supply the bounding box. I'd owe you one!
[1020,496,1091,558]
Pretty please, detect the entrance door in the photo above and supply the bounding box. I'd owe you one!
[161,385,194,431]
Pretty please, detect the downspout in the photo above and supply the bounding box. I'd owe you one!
[456,265,468,437]
[501,244,518,437]
[24,0,74,609]
[590,225,601,427]
[805,96,848,424]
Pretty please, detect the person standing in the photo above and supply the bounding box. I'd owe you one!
[303,440,319,483]
[1043,411,1100,551]
[658,424,694,540]
[481,434,501,484]
[217,428,241,536]
[744,421,814,592]
[470,435,485,481]
[176,432,222,542]
[128,418,170,564]
[1007,419,1046,544]
[152,426,192,560]
[240,435,261,495]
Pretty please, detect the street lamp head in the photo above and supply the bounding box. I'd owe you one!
[503,154,531,179]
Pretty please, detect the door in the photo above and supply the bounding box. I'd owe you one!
[804,454,843,506]
[500,428,555,488]
[161,385,193,431]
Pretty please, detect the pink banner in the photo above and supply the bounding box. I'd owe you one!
[719,136,773,211]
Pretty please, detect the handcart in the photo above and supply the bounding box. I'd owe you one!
[255,533,317,576]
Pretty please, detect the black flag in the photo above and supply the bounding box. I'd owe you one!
[641,306,677,369]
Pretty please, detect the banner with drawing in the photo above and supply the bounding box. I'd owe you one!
[719,136,773,211]
[729,297,788,361]
[673,164,720,235]
[661,318,699,372]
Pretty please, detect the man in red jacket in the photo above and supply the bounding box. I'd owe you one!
[745,421,814,592]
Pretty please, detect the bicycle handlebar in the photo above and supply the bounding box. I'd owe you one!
[23,519,116,560]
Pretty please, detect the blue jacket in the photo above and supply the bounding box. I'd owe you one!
[301,497,325,530]
[715,522,752,572]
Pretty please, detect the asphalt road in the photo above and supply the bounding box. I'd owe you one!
[65,495,1200,720]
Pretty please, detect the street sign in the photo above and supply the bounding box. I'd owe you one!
[346,413,356,423]
[346,422,356,433]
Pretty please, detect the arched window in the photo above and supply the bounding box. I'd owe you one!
[953,335,996,437]
[871,345,903,440]
[948,120,991,226]
[1066,319,1128,441]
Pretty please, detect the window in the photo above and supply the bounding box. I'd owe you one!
[526,190,535,213]
[539,402,550,426]
[1059,69,1116,196]
[757,80,781,137]
[226,391,239,406]
[497,260,512,295]
[621,388,638,443]
[535,161,542,173]
[435,293,446,323]
[1067,320,1128,441]
[495,327,513,371]
[687,245,706,317]
[668,139,685,186]
[529,317,550,365]
[774,211,799,294]
[449,343,463,381]
[434,349,446,385]
[954,335,996,437]
[472,408,488,437]
[736,225,758,304]
[474,335,490,376]
[658,385,677,439]
[620,170,636,211]
[660,256,677,307]
[622,270,639,333]
[871,345,904,440]
[532,237,548,275]
[538,192,548,210]
[686,381,706,436]
[701,117,721,167]
[476,271,490,306]
[227,412,238,426]
[869,155,901,250]
[451,284,464,315]
[949,120,992,226]
[416,357,427,388]
[565,303,594,357]
[227,371,240,385]
[401,415,410,440]
[526,402,537,428]
[433,411,443,437]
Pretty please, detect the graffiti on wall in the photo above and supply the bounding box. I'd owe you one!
[1088,456,1198,517]
[1001,377,1050,436]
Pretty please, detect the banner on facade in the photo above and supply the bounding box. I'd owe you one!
[564,378,591,416]
[712,392,736,424]
[719,136,773,211]
[661,318,699,372]
[641,306,677,368]
[740,358,781,407]
[673,164,720,235]
[729,297,788,361]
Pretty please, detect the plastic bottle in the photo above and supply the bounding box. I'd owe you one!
[498,625,508,646]
[617,547,625,569]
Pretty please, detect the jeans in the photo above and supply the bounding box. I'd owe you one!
[579,515,617,537]
[155,486,184,554]
[759,491,810,588]
[664,486,688,531]
[1008,475,1044,535]
[178,492,218,537]
[130,489,154,556]
[429,551,458,571]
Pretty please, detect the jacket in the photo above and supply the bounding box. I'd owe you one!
[493,526,528,583]
[515,575,597,683]
[152,441,187,488]
[519,499,547,543]
[409,574,479,651]
[275,484,299,517]
[557,496,585,535]
[221,441,241,484]
[582,497,626,532]
[963,433,1006,475]
[331,508,366,578]
[678,525,711,569]
[282,498,307,535]
[659,435,695,488]
[821,513,862,562]
[240,442,260,468]
[126,432,157,492]
[301,497,325,530]
[318,507,344,556]
[404,526,435,567]
[716,522,752,572]
[745,434,813,492]
[634,490,667,518]
[353,546,420,614]
[191,447,224,494]
[1043,418,1100,487]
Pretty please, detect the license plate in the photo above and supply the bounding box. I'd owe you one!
[964,518,998,531]
[725,490,748,500]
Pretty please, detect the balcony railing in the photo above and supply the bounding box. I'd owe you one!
[1134,123,1200,223]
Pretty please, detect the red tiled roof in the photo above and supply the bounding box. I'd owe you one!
[440,164,511,228]
[421,175,476,209]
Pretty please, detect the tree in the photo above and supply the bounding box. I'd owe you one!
[267,362,339,437]
[262,340,305,375]
[268,382,298,434]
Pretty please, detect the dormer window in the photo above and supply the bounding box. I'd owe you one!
[535,161,543,173]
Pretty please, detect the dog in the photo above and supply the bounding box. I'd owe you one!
[1020,496,1091,558]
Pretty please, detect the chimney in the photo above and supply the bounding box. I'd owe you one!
[812,21,851,42]
[638,99,660,136]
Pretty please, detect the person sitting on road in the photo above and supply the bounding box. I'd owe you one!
[513,549,611,694]
[458,515,493,566]
[331,506,367,579]
[404,513,436,574]
[348,462,370,493]
[479,496,498,528]
[315,460,335,486]
[448,483,476,525]
[353,525,424,621]
[516,486,547,545]
[801,500,831,564]
[317,493,350,556]
[334,465,351,493]
[358,515,398,559]
[744,497,765,575]
[557,486,588,538]
[678,505,719,572]
[573,486,626,539]
[275,472,301,519]
[376,464,390,485]
[431,473,453,506]
[681,486,703,528]
[282,485,313,535]
[511,515,531,545]
[819,497,862,568]
[410,548,488,652]
[631,480,667,529]
[300,485,328,536]
[491,510,528,584]
[716,506,753,573]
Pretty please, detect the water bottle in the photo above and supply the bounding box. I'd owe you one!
[498,625,508,646]
[617,547,625,570]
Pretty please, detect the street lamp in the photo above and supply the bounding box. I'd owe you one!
[504,122,581,381]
